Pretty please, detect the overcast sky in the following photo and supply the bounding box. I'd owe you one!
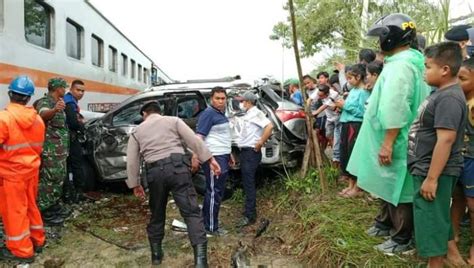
[89,0,472,82]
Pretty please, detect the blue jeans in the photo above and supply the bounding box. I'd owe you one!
[240,148,262,220]
[326,120,341,162]
[202,154,229,232]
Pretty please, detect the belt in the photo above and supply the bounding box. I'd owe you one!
[146,157,173,170]
[145,153,185,170]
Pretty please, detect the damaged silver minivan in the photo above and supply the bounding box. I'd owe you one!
[82,78,306,191]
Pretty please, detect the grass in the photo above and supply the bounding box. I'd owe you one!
[258,167,425,267]
[66,165,474,267]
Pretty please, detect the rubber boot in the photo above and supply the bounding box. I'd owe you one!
[150,242,163,265]
[193,243,208,268]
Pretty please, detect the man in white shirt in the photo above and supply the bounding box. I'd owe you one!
[236,91,273,227]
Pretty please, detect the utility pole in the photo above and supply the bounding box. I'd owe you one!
[360,0,369,47]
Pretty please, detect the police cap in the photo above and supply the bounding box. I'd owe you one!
[445,24,472,42]
[140,100,161,116]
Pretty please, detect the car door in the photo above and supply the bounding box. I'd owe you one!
[92,91,207,181]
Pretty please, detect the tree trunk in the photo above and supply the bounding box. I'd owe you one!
[288,0,327,191]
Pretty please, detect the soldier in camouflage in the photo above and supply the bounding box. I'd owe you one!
[35,78,70,226]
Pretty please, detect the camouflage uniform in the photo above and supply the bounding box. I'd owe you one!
[36,95,69,211]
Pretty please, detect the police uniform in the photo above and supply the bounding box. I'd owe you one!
[126,105,214,267]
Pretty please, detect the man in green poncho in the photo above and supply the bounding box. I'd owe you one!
[346,13,431,254]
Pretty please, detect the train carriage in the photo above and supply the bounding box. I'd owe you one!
[0,0,171,111]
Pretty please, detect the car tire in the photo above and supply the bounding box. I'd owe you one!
[82,159,98,192]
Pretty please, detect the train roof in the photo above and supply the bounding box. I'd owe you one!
[85,0,172,81]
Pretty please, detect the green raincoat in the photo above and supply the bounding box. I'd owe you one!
[347,48,431,205]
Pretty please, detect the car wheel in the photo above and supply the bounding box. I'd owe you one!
[82,159,98,192]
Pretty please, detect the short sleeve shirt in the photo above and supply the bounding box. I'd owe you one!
[309,90,325,117]
[196,106,231,155]
[407,84,467,177]
[238,106,271,148]
[464,99,474,158]
[321,89,340,122]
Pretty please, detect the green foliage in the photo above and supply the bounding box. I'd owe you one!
[272,0,444,64]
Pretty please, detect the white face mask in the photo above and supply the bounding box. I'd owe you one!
[239,102,247,111]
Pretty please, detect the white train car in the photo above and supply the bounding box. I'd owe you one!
[0,0,172,111]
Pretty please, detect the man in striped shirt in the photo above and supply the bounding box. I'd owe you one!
[196,87,233,236]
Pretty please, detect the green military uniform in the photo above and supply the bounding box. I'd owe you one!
[36,95,69,211]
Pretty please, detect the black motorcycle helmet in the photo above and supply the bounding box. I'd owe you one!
[367,13,417,52]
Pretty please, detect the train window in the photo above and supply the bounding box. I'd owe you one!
[143,68,148,84]
[108,46,117,72]
[66,19,83,60]
[24,0,53,49]
[91,34,103,67]
[0,0,4,31]
[131,59,136,79]
[121,54,128,76]
[138,64,142,82]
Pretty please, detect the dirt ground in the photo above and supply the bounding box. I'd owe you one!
[7,188,301,268]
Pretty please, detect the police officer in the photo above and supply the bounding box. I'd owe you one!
[126,101,221,267]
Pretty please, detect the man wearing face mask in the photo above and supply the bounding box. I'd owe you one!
[235,91,273,227]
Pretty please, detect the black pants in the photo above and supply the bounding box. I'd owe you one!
[375,201,413,244]
[66,139,85,191]
[240,148,262,220]
[147,162,206,246]
[340,122,361,179]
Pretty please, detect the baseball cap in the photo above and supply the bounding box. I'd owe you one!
[284,78,299,86]
[235,91,258,103]
[445,24,472,42]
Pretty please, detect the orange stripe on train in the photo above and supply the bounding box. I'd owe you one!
[0,62,140,95]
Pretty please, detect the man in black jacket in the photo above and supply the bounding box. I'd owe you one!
[63,80,86,203]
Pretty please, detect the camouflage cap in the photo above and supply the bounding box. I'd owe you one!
[48,77,68,90]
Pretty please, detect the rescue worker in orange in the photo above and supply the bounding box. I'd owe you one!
[0,76,46,263]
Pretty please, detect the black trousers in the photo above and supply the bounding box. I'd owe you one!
[375,200,413,244]
[340,122,361,179]
[240,148,262,220]
[66,139,85,190]
[147,162,206,246]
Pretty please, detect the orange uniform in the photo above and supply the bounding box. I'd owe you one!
[0,103,45,258]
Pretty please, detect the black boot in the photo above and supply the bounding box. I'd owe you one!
[0,248,34,263]
[41,208,64,227]
[150,242,163,265]
[193,243,208,268]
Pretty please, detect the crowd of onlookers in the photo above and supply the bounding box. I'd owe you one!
[287,14,474,267]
